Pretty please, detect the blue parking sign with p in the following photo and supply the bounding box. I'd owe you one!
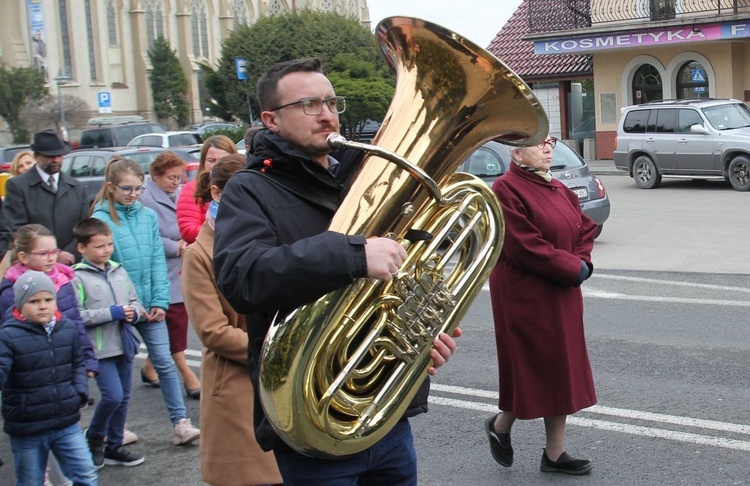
[98,91,112,113]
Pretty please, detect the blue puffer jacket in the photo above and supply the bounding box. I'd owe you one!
[0,310,88,436]
[91,200,170,312]
[0,263,99,374]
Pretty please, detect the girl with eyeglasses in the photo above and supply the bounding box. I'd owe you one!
[0,223,100,486]
[91,158,201,446]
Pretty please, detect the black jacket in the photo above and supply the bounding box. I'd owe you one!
[214,130,430,452]
[0,311,88,436]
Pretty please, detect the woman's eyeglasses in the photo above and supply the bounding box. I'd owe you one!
[115,184,146,196]
[29,249,61,258]
[536,138,558,150]
[270,96,347,116]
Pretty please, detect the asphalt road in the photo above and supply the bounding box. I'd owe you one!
[1,172,749,485]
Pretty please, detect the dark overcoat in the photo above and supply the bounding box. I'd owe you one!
[489,163,597,419]
[0,168,89,258]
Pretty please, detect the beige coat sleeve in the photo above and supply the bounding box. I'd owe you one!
[181,231,248,365]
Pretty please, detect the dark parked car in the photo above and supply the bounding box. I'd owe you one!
[457,140,610,237]
[79,116,166,149]
[0,145,32,172]
[62,147,199,204]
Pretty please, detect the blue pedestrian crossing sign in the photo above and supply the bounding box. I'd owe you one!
[98,91,112,114]
[691,69,706,83]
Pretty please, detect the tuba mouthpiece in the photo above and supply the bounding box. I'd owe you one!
[327,133,348,150]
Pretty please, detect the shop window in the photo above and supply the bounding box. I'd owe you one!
[633,64,663,104]
[676,61,709,99]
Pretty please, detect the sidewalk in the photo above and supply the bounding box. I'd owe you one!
[586,158,625,176]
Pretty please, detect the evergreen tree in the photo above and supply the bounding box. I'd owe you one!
[205,10,393,131]
[148,37,189,127]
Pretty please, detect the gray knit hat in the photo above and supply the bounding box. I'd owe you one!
[13,270,56,309]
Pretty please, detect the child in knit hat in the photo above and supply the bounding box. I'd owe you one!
[0,270,98,485]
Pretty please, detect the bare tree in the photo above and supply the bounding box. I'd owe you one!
[20,94,92,134]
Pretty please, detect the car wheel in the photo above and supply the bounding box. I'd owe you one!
[632,156,661,189]
[595,225,603,239]
[727,156,750,191]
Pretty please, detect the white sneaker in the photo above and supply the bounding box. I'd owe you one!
[122,428,138,446]
[172,418,200,446]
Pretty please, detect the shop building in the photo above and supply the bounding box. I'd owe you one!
[493,0,750,159]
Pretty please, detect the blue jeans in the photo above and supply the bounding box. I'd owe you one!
[274,419,417,486]
[10,423,98,486]
[87,355,133,447]
[135,320,186,425]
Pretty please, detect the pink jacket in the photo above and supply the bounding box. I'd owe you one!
[176,179,208,244]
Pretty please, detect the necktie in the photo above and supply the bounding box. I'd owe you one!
[48,175,57,193]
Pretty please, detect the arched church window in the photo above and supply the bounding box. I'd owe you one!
[233,0,249,26]
[191,0,209,59]
[107,0,118,46]
[146,0,165,48]
[633,64,663,104]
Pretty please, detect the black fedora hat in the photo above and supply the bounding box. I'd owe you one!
[30,129,71,156]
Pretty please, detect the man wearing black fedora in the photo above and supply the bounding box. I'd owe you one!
[0,128,89,265]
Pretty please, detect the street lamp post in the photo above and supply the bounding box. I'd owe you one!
[54,69,70,140]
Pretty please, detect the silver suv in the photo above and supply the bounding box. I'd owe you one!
[613,98,750,191]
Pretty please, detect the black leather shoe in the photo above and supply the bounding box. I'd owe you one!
[484,414,513,467]
[540,449,593,475]
[140,369,160,388]
[184,384,200,399]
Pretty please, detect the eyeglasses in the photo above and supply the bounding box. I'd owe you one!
[536,138,557,150]
[270,96,347,116]
[29,248,61,258]
[114,184,146,196]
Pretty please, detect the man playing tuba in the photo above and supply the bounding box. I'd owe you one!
[214,57,460,484]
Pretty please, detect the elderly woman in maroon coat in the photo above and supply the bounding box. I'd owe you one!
[485,136,597,476]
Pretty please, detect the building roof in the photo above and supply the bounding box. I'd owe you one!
[486,0,592,81]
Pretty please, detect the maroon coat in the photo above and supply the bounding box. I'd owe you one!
[489,163,597,419]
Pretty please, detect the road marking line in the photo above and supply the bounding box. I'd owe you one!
[429,396,750,452]
[432,384,750,435]
[593,274,750,293]
[582,289,750,306]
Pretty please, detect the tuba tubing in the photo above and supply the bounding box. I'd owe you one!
[258,16,549,458]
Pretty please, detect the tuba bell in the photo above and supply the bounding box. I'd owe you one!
[258,16,549,458]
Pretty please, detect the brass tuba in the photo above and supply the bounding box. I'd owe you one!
[258,16,549,458]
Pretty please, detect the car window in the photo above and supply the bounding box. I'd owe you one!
[128,152,161,173]
[61,156,73,174]
[464,147,505,177]
[81,129,112,148]
[1,146,31,162]
[90,156,107,176]
[168,134,201,146]
[623,110,649,133]
[70,155,93,177]
[702,102,750,130]
[654,109,677,133]
[551,143,585,170]
[678,109,704,133]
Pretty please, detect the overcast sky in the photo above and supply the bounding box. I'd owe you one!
[367,0,523,48]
